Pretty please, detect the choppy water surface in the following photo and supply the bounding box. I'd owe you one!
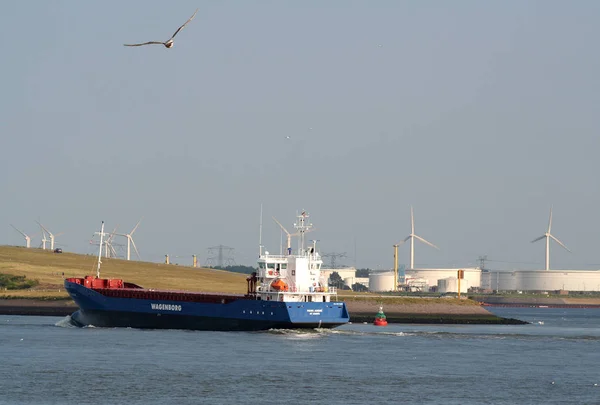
[1,307,599,405]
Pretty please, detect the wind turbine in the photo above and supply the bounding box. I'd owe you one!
[531,207,571,271]
[272,216,314,255]
[399,206,439,269]
[104,226,119,258]
[36,221,63,251]
[40,229,48,249]
[89,225,119,258]
[10,224,32,248]
[116,220,141,260]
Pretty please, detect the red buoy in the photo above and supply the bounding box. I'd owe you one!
[373,305,388,326]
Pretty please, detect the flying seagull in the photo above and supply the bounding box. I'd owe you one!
[124,8,198,48]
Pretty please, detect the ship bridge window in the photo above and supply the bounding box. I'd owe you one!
[258,263,266,269]
[267,263,275,269]
[281,264,287,270]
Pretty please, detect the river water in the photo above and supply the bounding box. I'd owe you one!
[1,307,599,405]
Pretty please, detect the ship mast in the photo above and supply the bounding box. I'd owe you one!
[294,210,313,255]
[96,221,105,278]
[258,203,263,257]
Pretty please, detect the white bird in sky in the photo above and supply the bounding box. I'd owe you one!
[124,9,198,49]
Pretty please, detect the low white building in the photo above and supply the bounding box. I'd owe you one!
[406,267,482,291]
[343,276,369,289]
[322,267,356,284]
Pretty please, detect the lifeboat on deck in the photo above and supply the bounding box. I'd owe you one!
[373,305,388,326]
[270,279,289,292]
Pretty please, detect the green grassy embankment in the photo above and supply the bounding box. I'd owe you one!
[0,245,248,299]
[0,245,522,323]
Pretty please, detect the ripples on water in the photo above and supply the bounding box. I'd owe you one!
[1,307,599,405]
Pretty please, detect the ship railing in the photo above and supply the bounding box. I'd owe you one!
[259,254,289,260]
[280,287,337,295]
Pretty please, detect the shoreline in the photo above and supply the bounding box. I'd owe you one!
[0,298,528,324]
[343,300,527,325]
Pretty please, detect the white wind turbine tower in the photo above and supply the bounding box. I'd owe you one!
[272,216,314,255]
[103,226,119,258]
[40,229,49,249]
[116,220,141,260]
[36,221,63,251]
[10,224,32,248]
[531,207,571,271]
[399,206,440,269]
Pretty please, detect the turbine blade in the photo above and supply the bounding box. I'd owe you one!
[130,219,142,235]
[410,206,415,233]
[35,220,51,235]
[531,235,546,243]
[549,234,571,253]
[130,238,141,260]
[10,224,27,238]
[107,227,118,243]
[548,207,553,233]
[402,236,410,243]
[414,235,440,250]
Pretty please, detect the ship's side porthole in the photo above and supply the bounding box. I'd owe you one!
[271,312,274,315]
[243,310,246,314]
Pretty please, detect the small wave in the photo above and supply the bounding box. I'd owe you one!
[266,328,325,339]
[54,315,94,328]
[54,315,78,328]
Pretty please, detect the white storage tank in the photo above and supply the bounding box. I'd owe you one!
[489,271,519,291]
[369,271,395,292]
[343,277,355,289]
[406,268,482,289]
[437,277,470,293]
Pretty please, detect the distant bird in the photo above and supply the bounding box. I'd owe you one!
[124,9,198,49]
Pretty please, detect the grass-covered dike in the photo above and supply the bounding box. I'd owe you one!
[0,245,526,323]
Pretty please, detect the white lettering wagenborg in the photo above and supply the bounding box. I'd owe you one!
[151,303,182,312]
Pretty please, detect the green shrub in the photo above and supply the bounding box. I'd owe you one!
[0,273,40,290]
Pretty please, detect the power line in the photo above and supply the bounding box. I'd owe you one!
[205,245,236,267]
[321,252,347,269]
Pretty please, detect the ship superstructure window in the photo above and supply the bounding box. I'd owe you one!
[267,263,275,269]
[281,264,287,269]
[258,263,266,269]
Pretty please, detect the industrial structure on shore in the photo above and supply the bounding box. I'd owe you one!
[350,207,600,294]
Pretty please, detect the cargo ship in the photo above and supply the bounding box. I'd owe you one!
[64,211,349,331]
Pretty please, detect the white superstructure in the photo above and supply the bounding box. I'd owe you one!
[251,211,337,303]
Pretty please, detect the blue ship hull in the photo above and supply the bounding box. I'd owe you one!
[65,280,349,331]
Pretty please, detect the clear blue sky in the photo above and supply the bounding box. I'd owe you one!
[2,1,599,271]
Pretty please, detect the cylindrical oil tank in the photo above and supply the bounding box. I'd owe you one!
[369,271,395,292]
